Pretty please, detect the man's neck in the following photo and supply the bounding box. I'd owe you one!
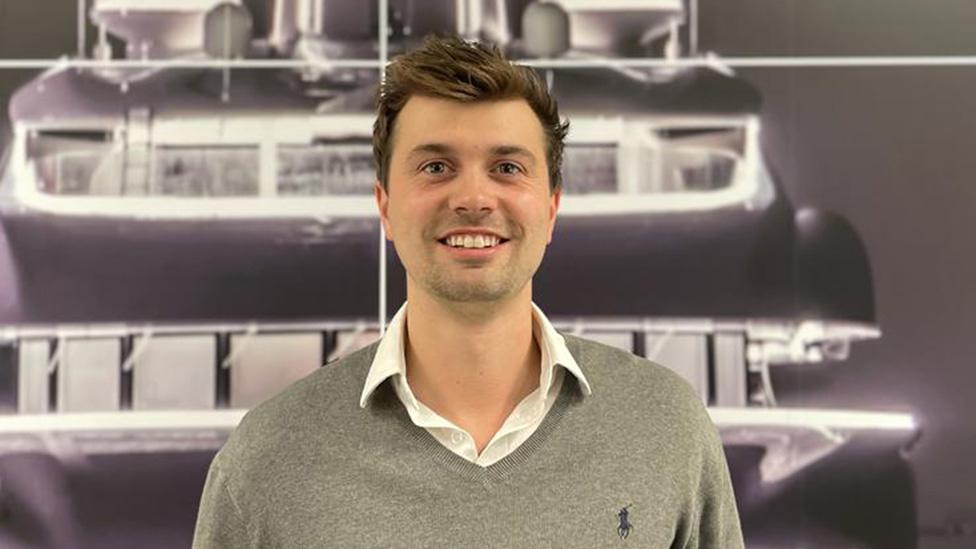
[403,286,541,452]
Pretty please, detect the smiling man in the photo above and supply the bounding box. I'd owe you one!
[193,35,744,548]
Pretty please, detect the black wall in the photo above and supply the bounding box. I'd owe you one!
[700,1,976,546]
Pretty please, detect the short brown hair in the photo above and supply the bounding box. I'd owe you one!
[373,35,568,192]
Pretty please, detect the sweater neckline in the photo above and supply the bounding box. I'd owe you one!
[397,374,580,484]
[365,333,586,484]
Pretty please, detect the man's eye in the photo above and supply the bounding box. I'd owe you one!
[495,162,523,175]
[421,161,448,175]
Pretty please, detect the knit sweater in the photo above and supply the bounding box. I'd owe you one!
[192,334,744,548]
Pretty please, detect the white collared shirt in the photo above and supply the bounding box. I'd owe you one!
[359,302,592,467]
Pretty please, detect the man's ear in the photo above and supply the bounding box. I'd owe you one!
[546,187,561,244]
[374,181,394,241]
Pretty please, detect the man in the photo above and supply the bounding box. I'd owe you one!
[193,35,744,548]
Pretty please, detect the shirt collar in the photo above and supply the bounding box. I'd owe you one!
[358,302,592,409]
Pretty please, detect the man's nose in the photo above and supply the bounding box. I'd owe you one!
[448,169,497,216]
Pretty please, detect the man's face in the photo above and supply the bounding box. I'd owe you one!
[375,95,560,305]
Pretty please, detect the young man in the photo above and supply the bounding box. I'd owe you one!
[193,36,744,548]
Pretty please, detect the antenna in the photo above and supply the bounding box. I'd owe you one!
[203,3,254,103]
[77,0,87,58]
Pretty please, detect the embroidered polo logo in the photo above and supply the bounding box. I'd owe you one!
[616,505,633,539]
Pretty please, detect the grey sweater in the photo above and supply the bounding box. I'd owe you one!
[192,334,744,548]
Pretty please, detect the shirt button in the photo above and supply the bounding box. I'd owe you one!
[451,432,464,445]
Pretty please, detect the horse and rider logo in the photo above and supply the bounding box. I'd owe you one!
[616,504,633,539]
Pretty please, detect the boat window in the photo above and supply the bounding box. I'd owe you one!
[153,146,259,197]
[656,127,745,153]
[28,130,115,195]
[277,141,374,196]
[561,126,745,196]
[638,126,745,194]
[29,133,260,197]
[561,144,618,194]
[648,147,738,193]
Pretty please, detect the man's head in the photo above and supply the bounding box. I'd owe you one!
[373,35,569,307]
[373,35,568,193]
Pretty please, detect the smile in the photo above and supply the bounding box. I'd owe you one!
[436,233,510,259]
[439,234,507,249]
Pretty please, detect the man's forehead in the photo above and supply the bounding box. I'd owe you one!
[391,95,545,153]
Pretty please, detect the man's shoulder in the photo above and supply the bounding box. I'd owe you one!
[217,340,380,470]
[247,338,378,422]
[562,333,712,432]
[563,333,699,399]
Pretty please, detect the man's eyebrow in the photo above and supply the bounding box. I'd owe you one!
[489,145,538,165]
[406,143,456,160]
[405,143,538,165]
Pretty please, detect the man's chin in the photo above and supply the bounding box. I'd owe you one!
[423,277,519,303]
[433,287,512,304]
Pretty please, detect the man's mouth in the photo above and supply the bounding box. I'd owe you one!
[437,234,510,249]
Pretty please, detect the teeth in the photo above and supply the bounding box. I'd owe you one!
[445,234,501,249]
